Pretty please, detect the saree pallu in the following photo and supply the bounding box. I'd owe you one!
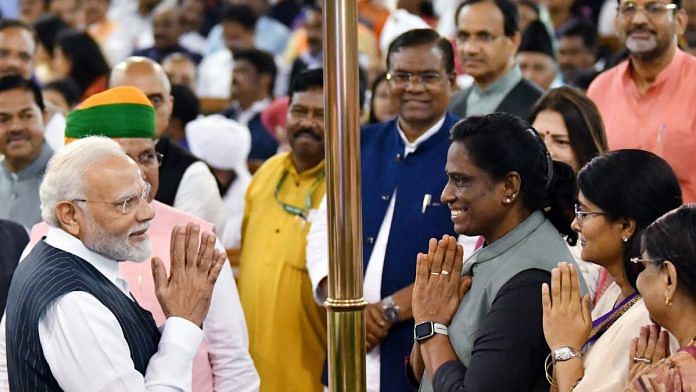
[573,283,655,392]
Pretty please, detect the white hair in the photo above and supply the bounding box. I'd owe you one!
[40,137,129,227]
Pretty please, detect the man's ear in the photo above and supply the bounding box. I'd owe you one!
[55,201,82,237]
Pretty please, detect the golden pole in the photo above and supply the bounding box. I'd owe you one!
[323,1,367,391]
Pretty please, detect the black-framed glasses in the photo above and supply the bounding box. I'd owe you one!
[73,182,152,215]
[386,71,447,87]
[574,203,606,226]
[617,2,677,19]
[135,151,164,168]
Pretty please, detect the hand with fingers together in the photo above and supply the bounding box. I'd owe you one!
[541,262,593,352]
[413,235,472,326]
[152,222,227,328]
[628,324,671,381]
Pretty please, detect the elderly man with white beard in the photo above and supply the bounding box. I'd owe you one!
[3,136,226,391]
[0,87,259,392]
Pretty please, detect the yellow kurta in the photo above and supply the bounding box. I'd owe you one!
[238,153,327,392]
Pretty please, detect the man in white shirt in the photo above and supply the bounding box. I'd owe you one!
[4,136,226,391]
[110,56,227,234]
[306,29,460,391]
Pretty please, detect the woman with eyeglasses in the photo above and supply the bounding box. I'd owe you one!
[541,149,682,391]
[410,113,586,391]
[623,204,696,390]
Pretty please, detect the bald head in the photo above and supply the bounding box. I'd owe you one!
[110,57,172,136]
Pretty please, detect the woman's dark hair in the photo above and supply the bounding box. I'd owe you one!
[171,84,200,127]
[529,87,608,170]
[43,78,81,108]
[55,30,110,95]
[579,149,682,290]
[641,204,696,299]
[33,14,69,57]
[368,71,389,124]
[450,113,578,244]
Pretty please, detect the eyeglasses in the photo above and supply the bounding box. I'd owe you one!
[617,2,677,19]
[630,257,665,267]
[135,151,164,168]
[455,31,502,45]
[73,182,151,215]
[386,71,447,87]
[574,203,606,226]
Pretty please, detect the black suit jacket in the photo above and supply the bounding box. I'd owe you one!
[0,219,29,314]
[449,78,543,121]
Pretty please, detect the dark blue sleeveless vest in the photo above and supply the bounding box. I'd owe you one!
[5,240,161,391]
[362,113,459,391]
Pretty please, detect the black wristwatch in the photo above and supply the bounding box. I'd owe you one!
[414,321,448,342]
[381,295,400,323]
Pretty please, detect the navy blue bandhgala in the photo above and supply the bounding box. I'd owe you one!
[5,240,161,391]
[362,113,460,391]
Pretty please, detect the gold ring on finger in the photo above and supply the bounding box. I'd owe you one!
[430,272,440,276]
[441,270,450,276]
[632,357,652,364]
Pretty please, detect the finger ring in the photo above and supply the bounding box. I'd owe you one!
[441,270,450,276]
[430,272,440,276]
[632,357,652,364]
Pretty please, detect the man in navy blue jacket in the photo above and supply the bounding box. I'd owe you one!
[307,28,459,391]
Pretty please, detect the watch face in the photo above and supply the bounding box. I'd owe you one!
[554,347,573,361]
[414,322,434,341]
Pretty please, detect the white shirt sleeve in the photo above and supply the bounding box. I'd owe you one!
[0,314,8,392]
[38,291,204,392]
[306,196,329,305]
[173,161,228,236]
[204,240,259,391]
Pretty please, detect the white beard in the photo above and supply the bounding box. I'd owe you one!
[83,215,152,262]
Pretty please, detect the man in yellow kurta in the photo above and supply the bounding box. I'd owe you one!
[238,69,327,392]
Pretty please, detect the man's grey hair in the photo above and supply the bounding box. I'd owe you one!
[40,137,128,227]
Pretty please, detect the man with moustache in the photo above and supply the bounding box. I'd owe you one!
[587,0,696,202]
[0,20,34,79]
[449,0,542,119]
[4,136,226,391]
[0,86,259,392]
[306,29,459,392]
[237,69,327,391]
[110,57,226,234]
[0,76,52,228]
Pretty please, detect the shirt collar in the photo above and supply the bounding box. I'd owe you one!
[44,226,121,285]
[473,65,522,96]
[1,142,53,179]
[396,114,447,156]
[282,152,326,180]
[464,211,546,270]
[624,48,686,91]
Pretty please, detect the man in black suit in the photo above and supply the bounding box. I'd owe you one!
[0,219,28,314]
[449,0,542,119]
